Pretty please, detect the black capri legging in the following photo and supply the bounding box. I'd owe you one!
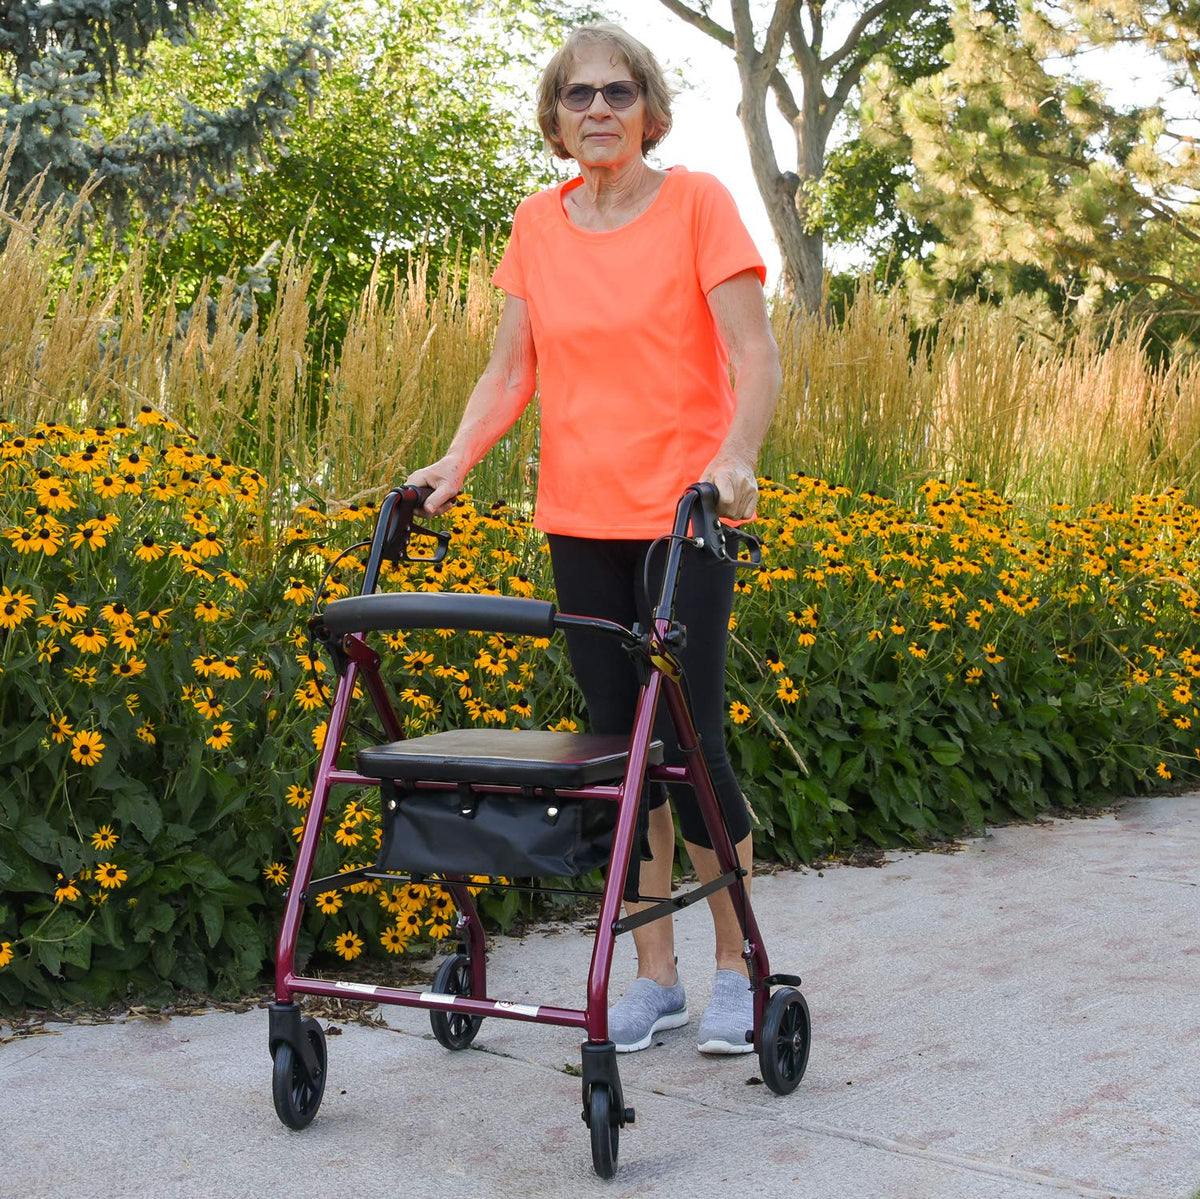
[547,534,752,849]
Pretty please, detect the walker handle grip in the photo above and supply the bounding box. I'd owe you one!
[686,481,762,566]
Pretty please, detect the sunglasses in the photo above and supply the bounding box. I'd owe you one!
[557,81,643,111]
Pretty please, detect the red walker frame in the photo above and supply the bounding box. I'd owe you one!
[268,483,810,1177]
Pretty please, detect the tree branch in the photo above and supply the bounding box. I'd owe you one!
[653,0,734,51]
[820,0,908,75]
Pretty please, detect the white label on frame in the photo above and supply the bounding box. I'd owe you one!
[493,1001,540,1017]
[333,981,378,995]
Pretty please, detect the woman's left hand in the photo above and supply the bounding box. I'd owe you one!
[701,455,758,520]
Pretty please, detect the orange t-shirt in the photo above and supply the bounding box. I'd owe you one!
[491,166,766,537]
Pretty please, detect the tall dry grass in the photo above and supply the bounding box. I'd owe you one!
[767,281,1200,508]
[3,176,1199,521]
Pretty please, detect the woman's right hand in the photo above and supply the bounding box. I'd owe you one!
[405,457,465,516]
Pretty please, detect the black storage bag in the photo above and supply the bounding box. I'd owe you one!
[377,781,618,879]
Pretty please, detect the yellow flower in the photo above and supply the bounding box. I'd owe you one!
[219,569,248,592]
[425,912,454,940]
[0,588,35,630]
[1172,684,1192,705]
[110,625,139,652]
[549,717,578,733]
[777,677,800,703]
[206,721,234,750]
[380,925,410,954]
[69,524,107,552]
[95,862,128,889]
[263,862,289,886]
[136,719,157,745]
[984,644,1005,664]
[194,692,224,720]
[908,643,928,659]
[333,931,364,960]
[294,680,325,712]
[889,622,906,636]
[1156,762,1172,780]
[54,874,81,903]
[48,714,75,742]
[0,941,12,969]
[334,823,363,847]
[112,658,147,678]
[66,665,98,686]
[965,667,984,684]
[283,579,314,606]
[315,891,345,915]
[70,626,108,654]
[91,824,119,851]
[99,601,134,628]
[194,599,225,623]
[70,730,106,766]
[311,721,328,751]
[285,784,313,809]
[214,656,242,681]
[37,638,61,663]
[251,658,273,681]
[138,606,172,628]
[729,701,751,725]
[766,656,786,674]
[796,631,817,648]
[134,536,165,562]
[193,655,219,678]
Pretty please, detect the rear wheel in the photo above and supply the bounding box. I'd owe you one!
[272,1017,327,1129]
[429,953,483,1050]
[587,1084,619,1179]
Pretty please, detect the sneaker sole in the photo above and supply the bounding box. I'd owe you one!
[696,1037,755,1055]
[613,1007,690,1053]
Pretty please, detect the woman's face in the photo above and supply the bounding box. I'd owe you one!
[556,45,647,169]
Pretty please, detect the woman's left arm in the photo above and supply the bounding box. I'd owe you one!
[703,269,783,520]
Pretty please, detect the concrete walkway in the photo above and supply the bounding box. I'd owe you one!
[2,795,1198,1199]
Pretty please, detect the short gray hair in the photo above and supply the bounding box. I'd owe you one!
[536,23,674,161]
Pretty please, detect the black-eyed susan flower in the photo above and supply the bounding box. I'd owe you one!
[193,655,219,678]
[69,524,107,552]
[137,605,172,628]
[380,926,409,954]
[136,720,156,745]
[983,644,1005,664]
[1156,762,1172,780]
[95,862,128,889]
[315,891,344,915]
[70,626,108,654]
[294,680,324,712]
[0,588,34,630]
[396,911,423,937]
[283,579,314,605]
[0,941,12,969]
[550,717,578,732]
[777,678,800,703]
[219,569,248,592]
[311,721,327,751]
[263,862,289,886]
[48,714,74,742]
[70,730,106,766]
[332,931,364,960]
[54,874,81,903]
[334,823,363,848]
[134,534,165,562]
[91,824,119,851]
[285,784,312,809]
[214,656,241,681]
[65,664,98,686]
[194,692,224,720]
[206,721,234,750]
[729,702,751,725]
[251,657,273,681]
[194,599,224,623]
[112,658,147,679]
[425,912,454,940]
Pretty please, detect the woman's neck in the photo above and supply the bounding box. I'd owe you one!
[574,157,656,213]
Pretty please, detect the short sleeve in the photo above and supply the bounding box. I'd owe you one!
[690,174,767,295]
[491,201,527,298]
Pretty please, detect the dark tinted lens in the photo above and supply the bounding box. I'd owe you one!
[561,85,596,110]
[603,82,639,108]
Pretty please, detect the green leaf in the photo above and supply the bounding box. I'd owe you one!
[114,782,164,843]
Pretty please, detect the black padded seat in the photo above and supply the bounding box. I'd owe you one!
[357,729,663,789]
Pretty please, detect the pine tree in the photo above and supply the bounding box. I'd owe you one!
[862,0,1200,325]
[0,2,329,230]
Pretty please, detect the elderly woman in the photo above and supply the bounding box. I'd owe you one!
[409,22,782,1056]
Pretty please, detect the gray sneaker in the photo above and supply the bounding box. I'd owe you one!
[697,969,755,1055]
[608,976,689,1053]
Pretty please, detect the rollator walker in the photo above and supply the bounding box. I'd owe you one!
[268,482,811,1178]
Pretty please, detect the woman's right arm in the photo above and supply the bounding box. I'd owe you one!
[406,294,537,514]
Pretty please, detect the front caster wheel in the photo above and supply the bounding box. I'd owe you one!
[759,987,810,1095]
[429,953,483,1050]
[587,1084,619,1179]
[272,1016,327,1129]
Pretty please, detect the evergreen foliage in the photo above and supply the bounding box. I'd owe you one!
[0,0,329,230]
